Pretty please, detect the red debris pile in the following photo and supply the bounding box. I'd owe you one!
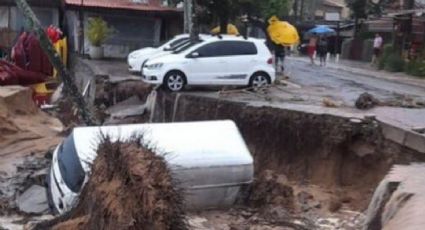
[0,32,52,86]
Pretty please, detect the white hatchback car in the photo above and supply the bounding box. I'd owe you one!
[142,36,275,91]
[128,34,210,73]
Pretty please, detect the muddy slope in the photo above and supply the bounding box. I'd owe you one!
[38,139,187,230]
[0,86,62,174]
[152,93,425,211]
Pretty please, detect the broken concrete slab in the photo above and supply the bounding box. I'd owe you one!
[16,185,49,214]
[105,96,143,115]
[379,121,406,146]
[404,130,425,154]
[364,163,425,230]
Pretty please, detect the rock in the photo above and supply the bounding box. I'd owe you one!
[16,185,49,214]
[355,92,380,110]
[240,210,253,219]
[328,198,342,213]
[263,206,290,221]
[30,168,49,186]
[297,191,314,203]
[322,98,338,108]
[188,216,208,229]
[311,201,322,209]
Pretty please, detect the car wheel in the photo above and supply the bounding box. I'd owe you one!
[164,71,186,92]
[249,72,271,88]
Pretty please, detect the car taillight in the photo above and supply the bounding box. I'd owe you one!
[267,57,273,65]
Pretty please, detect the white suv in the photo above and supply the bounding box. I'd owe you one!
[142,36,275,91]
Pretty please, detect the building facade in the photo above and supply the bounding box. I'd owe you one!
[0,0,61,48]
[63,0,182,58]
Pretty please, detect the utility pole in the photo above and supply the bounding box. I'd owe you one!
[183,0,192,34]
[15,0,96,126]
[300,0,305,21]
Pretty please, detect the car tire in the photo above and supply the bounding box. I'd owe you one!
[164,71,186,92]
[249,72,271,88]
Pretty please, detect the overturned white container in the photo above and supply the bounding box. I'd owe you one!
[48,120,254,213]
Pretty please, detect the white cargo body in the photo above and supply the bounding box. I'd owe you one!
[48,120,254,213]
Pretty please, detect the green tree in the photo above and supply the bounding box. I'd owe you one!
[347,0,395,35]
[183,0,292,33]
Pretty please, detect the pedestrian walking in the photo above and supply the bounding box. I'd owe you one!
[308,34,318,65]
[317,37,328,66]
[372,33,383,65]
[275,44,286,73]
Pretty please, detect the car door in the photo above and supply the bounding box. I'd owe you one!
[224,41,258,85]
[185,42,230,85]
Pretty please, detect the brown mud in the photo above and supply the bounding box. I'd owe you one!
[152,92,425,213]
[0,86,62,173]
[37,139,187,230]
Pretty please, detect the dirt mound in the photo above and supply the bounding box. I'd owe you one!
[0,86,62,175]
[0,86,37,140]
[42,139,187,230]
[248,170,294,211]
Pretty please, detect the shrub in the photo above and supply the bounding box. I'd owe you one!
[378,44,393,70]
[86,17,114,47]
[405,59,425,77]
[384,53,405,72]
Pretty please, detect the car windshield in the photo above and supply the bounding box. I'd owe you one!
[57,134,85,193]
[163,38,190,51]
[172,40,202,54]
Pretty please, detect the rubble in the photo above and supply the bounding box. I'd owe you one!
[16,185,49,214]
[355,92,380,110]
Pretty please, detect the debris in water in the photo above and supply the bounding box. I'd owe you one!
[355,93,380,110]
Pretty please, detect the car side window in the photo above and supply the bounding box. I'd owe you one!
[229,41,258,55]
[195,42,221,57]
[169,38,189,48]
[195,41,257,57]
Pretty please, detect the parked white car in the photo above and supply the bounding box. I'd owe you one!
[142,36,276,91]
[128,34,210,73]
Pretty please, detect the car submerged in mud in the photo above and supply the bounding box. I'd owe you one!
[47,120,254,214]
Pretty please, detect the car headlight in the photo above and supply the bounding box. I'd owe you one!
[147,63,163,69]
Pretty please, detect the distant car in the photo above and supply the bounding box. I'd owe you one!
[127,34,210,73]
[142,36,275,92]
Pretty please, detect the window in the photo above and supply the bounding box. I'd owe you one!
[173,40,202,54]
[165,38,190,50]
[57,134,85,193]
[195,41,257,57]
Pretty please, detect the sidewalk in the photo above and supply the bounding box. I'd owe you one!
[288,56,425,89]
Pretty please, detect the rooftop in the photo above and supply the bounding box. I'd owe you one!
[64,0,180,12]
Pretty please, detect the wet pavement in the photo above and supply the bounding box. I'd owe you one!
[284,57,425,106]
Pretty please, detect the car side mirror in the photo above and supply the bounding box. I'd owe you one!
[188,52,200,58]
[163,45,171,51]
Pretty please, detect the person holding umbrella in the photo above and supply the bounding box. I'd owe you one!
[317,36,328,66]
[267,16,300,73]
[307,33,318,65]
[306,25,335,65]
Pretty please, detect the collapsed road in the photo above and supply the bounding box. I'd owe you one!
[1,56,425,229]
